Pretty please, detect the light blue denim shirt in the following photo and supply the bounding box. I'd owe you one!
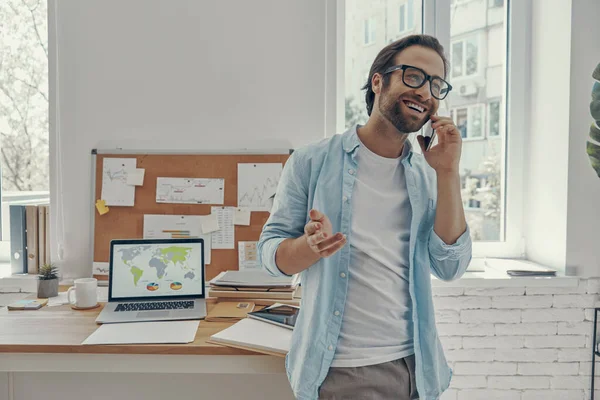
[258,126,472,400]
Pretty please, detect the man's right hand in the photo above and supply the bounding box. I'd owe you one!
[304,209,347,258]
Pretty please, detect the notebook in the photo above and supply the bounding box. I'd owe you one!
[205,301,255,322]
[208,317,292,357]
[8,299,48,310]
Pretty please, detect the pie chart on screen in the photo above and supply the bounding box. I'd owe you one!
[146,283,159,291]
[170,282,182,290]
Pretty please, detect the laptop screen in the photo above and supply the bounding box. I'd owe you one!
[110,239,205,300]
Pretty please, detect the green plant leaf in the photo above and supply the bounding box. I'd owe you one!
[593,62,600,81]
[591,123,600,143]
[588,155,600,178]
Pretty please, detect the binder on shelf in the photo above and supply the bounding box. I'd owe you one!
[38,205,46,270]
[9,205,27,275]
[44,205,50,265]
[25,205,39,274]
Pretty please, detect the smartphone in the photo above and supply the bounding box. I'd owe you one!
[423,120,436,152]
[422,105,449,152]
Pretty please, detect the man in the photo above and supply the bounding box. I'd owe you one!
[258,34,472,400]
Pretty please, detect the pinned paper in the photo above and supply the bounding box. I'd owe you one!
[127,168,145,186]
[101,158,136,206]
[211,206,235,249]
[202,213,220,234]
[234,207,251,226]
[95,199,109,215]
[238,241,259,269]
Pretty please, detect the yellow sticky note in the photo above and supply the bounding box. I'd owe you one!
[95,199,109,215]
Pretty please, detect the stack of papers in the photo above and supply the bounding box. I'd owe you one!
[208,270,300,302]
[211,270,298,287]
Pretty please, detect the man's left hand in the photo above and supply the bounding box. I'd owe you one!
[417,115,462,175]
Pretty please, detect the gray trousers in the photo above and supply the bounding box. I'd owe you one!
[318,354,419,400]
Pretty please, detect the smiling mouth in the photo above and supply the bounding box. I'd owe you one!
[402,100,426,114]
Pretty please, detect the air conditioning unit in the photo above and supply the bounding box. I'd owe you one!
[459,83,478,96]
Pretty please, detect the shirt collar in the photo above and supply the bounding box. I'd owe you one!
[343,124,414,164]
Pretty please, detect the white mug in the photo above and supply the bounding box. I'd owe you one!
[67,278,98,309]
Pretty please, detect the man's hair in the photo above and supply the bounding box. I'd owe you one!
[363,34,449,116]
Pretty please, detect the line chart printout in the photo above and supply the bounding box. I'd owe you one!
[101,158,137,206]
[237,163,282,212]
[156,178,225,205]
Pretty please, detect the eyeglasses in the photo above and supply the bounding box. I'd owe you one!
[382,64,452,100]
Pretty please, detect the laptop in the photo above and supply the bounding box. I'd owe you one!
[96,238,207,324]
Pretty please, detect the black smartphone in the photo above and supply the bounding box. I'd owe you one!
[423,120,436,151]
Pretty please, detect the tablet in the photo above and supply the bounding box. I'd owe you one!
[247,304,299,330]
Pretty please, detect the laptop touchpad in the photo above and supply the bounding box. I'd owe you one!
[137,311,170,318]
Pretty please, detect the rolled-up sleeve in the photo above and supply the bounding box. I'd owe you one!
[428,225,473,281]
[257,151,309,277]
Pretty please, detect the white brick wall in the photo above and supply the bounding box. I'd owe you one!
[433,278,600,400]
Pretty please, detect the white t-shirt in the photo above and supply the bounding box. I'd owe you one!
[331,140,414,368]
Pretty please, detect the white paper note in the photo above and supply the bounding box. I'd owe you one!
[127,168,145,186]
[238,241,259,270]
[143,214,212,264]
[234,207,251,226]
[201,213,220,234]
[93,262,110,276]
[82,320,200,345]
[101,158,137,206]
[238,163,282,211]
[156,177,224,204]
[211,206,235,249]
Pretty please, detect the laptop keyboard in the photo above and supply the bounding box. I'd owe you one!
[115,300,195,312]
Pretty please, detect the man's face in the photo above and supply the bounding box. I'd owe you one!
[374,46,445,134]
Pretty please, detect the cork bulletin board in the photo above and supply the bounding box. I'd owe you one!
[91,150,291,281]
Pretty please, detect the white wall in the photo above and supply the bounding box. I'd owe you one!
[434,279,600,400]
[50,0,331,279]
[565,0,600,277]
[526,0,600,277]
[524,0,572,270]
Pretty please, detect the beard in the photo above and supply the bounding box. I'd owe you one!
[378,88,432,134]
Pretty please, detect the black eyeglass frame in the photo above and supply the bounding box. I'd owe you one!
[382,64,453,100]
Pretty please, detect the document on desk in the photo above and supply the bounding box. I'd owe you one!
[82,320,200,345]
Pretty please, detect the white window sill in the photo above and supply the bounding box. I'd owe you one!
[432,258,578,288]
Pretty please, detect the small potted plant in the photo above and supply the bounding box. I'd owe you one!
[38,263,59,298]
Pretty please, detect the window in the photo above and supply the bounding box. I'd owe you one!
[488,100,501,137]
[363,17,376,45]
[399,4,406,33]
[0,0,50,273]
[451,36,479,78]
[451,105,485,140]
[399,0,415,33]
[341,1,525,258]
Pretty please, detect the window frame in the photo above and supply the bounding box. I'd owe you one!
[451,103,486,141]
[333,0,529,259]
[399,0,415,34]
[450,35,481,79]
[363,16,376,46]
